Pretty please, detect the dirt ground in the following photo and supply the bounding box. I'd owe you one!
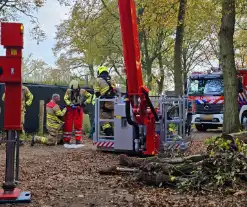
[1,130,247,207]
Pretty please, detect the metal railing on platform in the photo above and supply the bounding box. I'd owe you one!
[94,97,115,143]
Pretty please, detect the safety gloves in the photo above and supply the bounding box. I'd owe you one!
[60,104,67,110]
[26,100,32,107]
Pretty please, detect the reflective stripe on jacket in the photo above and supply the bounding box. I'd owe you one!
[94,77,116,96]
[92,94,96,105]
[46,101,66,130]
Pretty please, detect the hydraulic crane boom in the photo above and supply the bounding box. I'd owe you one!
[118,0,160,155]
[118,0,143,94]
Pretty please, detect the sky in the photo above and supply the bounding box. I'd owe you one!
[0,0,70,66]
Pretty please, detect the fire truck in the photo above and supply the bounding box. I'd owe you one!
[187,68,247,131]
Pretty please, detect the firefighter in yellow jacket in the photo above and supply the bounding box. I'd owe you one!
[33,94,67,145]
[2,85,33,145]
[63,80,92,144]
[94,66,116,136]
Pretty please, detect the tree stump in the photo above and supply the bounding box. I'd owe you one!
[39,100,45,135]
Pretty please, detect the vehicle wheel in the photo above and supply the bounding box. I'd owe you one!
[195,124,208,132]
[241,112,247,129]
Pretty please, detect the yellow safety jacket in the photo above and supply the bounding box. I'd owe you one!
[2,85,33,112]
[94,76,116,111]
[94,76,116,97]
[64,88,92,106]
[46,101,66,130]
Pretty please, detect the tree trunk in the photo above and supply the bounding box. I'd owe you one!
[158,53,165,94]
[142,31,155,90]
[182,49,188,91]
[219,0,240,134]
[173,0,187,96]
[182,49,187,74]
[88,64,95,79]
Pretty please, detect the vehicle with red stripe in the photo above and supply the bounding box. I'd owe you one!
[187,68,247,131]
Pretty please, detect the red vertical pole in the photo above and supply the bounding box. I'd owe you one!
[0,22,31,203]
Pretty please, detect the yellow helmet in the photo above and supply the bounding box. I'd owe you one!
[97,66,108,75]
[69,80,79,89]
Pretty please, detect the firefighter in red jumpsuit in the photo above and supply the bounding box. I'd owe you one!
[63,80,92,144]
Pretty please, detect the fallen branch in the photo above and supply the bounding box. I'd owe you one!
[100,136,247,193]
[119,154,205,167]
[99,166,139,175]
[223,131,247,143]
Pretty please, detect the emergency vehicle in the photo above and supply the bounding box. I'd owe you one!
[187,68,247,131]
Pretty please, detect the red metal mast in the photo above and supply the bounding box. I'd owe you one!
[0,22,31,204]
[118,0,160,155]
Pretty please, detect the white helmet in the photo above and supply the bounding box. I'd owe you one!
[69,80,79,89]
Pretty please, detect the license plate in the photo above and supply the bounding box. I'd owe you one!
[201,115,213,121]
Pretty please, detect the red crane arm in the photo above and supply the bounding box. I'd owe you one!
[118,0,144,94]
[118,0,159,155]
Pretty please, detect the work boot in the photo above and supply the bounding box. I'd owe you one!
[64,140,71,145]
[31,135,35,146]
[88,132,94,139]
[19,133,25,146]
[89,124,95,140]
[46,142,56,146]
[19,140,24,146]
[57,139,64,145]
[76,140,81,145]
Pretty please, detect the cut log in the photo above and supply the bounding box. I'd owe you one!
[223,131,247,143]
[99,166,118,175]
[140,161,202,176]
[141,162,172,174]
[99,166,139,175]
[119,154,145,167]
[172,163,196,176]
[119,154,205,168]
[137,171,172,186]
[155,154,205,164]
[184,154,206,162]
[137,171,188,187]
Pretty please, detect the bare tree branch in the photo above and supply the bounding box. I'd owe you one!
[100,0,119,20]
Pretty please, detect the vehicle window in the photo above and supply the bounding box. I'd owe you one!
[188,78,223,95]
[189,80,199,93]
[204,79,224,94]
